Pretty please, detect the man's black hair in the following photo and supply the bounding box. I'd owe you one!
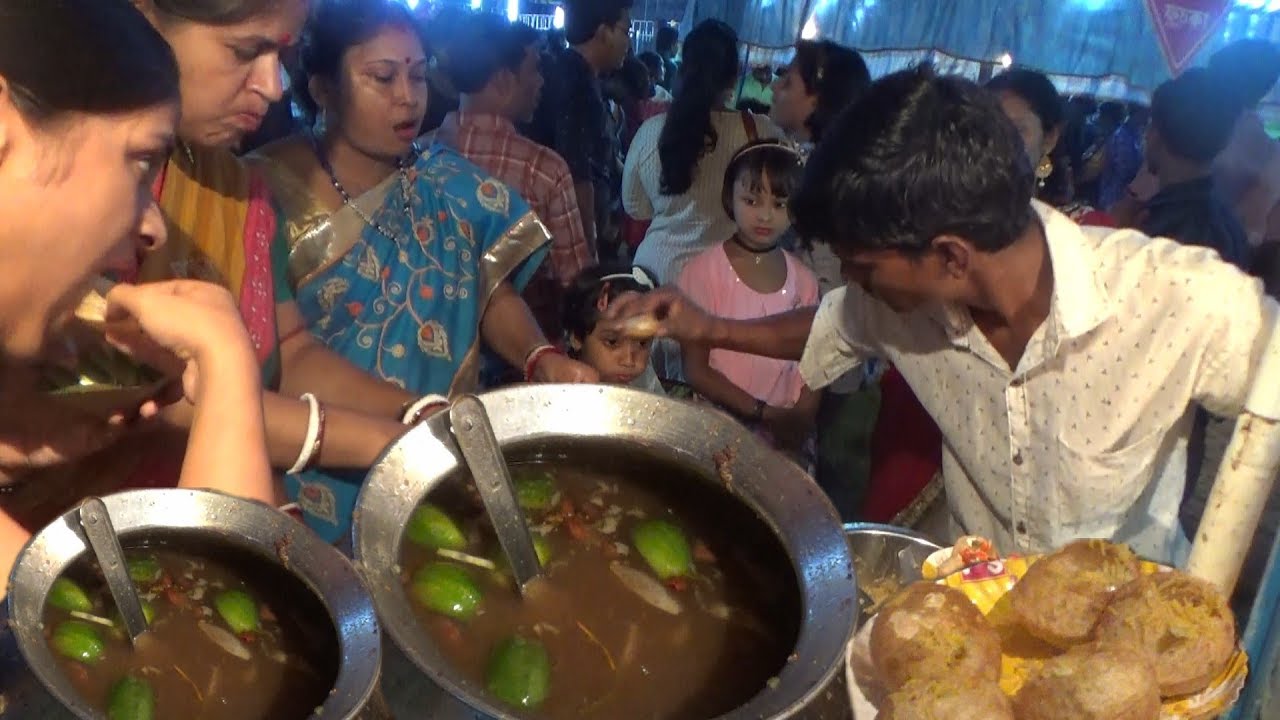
[563,0,632,46]
[1150,68,1240,165]
[791,65,1035,256]
[443,13,539,95]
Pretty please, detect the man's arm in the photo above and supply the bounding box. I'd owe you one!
[544,162,594,285]
[706,307,820,361]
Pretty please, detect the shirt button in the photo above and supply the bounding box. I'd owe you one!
[1017,521,1028,534]
[1012,451,1024,466]
[1010,377,1023,387]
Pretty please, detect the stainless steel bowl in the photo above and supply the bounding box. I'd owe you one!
[354,384,857,720]
[843,523,942,626]
[7,489,382,719]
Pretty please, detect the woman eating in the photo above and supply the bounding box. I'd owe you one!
[4,0,540,532]
[250,0,596,539]
[0,0,273,598]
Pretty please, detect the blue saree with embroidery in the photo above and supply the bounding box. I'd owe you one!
[259,144,549,542]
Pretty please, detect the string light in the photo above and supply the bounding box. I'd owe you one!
[801,15,819,40]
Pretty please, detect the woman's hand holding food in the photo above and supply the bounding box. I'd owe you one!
[102,280,259,405]
[530,352,601,384]
[103,280,273,505]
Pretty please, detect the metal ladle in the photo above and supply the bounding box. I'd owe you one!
[449,395,544,594]
[78,497,149,645]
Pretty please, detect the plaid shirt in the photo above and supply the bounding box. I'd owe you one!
[436,111,593,284]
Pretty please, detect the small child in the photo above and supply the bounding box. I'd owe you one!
[677,139,820,456]
[563,264,665,395]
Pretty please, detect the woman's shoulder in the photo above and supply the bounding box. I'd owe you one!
[244,135,314,185]
[714,111,785,139]
[679,241,730,279]
[419,144,532,219]
[634,113,668,141]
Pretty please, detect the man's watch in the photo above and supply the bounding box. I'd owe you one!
[748,399,767,424]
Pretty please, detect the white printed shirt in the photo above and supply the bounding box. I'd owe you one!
[800,201,1280,563]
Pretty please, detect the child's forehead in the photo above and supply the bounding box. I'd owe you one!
[736,167,778,192]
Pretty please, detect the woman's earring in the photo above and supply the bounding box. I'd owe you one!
[1035,154,1053,187]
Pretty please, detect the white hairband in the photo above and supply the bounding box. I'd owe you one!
[731,140,804,164]
[599,267,655,289]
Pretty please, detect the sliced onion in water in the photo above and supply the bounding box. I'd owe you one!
[609,562,681,615]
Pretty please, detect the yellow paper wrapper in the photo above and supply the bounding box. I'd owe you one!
[921,551,1248,720]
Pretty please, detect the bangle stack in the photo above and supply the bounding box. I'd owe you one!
[523,344,562,382]
[288,393,327,474]
[400,394,450,425]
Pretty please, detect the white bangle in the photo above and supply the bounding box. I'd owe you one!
[401,394,450,425]
[288,393,321,474]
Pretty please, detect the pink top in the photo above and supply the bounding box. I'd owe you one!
[678,243,820,407]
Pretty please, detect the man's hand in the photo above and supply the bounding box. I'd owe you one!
[602,287,716,345]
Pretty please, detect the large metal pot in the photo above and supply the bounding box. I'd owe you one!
[354,384,857,719]
[7,489,382,719]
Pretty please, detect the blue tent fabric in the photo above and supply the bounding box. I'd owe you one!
[698,0,1280,98]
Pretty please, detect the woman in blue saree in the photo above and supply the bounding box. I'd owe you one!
[252,0,596,541]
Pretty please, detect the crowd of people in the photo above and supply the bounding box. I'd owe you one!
[1,0,1279,626]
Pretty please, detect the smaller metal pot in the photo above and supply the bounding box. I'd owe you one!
[7,489,382,719]
[843,523,942,627]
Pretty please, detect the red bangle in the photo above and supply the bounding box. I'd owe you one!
[523,344,562,382]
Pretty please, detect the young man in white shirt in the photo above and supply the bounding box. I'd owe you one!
[606,65,1280,564]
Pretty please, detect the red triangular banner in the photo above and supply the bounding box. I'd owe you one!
[1144,0,1232,76]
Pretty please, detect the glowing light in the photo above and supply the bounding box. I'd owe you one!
[405,0,418,8]
[801,15,819,40]
[553,6,564,29]
[506,0,518,21]
[469,0,481,9]
[999,52,1013,68]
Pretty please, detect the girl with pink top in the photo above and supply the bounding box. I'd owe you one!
[677,140,820,459]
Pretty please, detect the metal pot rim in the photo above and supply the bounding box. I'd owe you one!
[354,384,856,720]
[6,488,382,720]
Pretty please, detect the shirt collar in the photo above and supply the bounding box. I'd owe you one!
[930,200,1112,342]
[1037,199,1112,339]
[443,111,517,136]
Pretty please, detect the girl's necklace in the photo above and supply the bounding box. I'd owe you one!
[730,233,780,265]
[311,134,419,243]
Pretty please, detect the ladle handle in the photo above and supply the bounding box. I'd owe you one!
[449,395,543,591]
[79,498,149,643]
